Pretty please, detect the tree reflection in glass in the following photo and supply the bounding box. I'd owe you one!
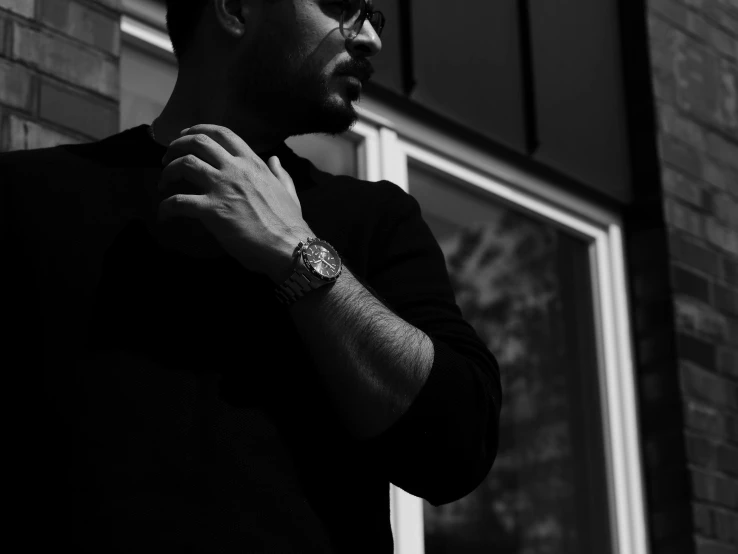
[411,162,608,554]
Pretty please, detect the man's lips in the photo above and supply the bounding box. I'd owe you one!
[336,68,373,84]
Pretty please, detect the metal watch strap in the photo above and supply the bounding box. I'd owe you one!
[274,265,320,306]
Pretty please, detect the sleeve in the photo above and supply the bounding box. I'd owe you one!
[360,181,503,507]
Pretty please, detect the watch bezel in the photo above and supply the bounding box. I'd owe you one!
[300,238,342,282]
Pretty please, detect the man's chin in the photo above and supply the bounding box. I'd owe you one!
[290,100,359,137]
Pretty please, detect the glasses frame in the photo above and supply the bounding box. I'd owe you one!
[339,0,385,40]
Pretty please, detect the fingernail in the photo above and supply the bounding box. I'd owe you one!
[180,127,190,135]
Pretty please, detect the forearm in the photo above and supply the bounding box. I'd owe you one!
[286,265,435,440]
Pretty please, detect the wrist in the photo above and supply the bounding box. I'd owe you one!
[266,228,312,284]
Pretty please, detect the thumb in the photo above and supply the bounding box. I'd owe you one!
[158,194,210,221]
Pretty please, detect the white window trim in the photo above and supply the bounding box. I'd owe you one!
[120,8,648,554]
[363,105,647,554]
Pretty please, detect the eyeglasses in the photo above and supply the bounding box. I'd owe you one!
[340,0,385,40]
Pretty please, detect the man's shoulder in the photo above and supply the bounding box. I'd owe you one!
[296,154,410,209]
[0,128,139,177]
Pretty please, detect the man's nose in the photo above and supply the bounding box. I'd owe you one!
[346,19,382,57]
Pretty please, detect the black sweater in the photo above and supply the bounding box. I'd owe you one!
[2,125,501,553]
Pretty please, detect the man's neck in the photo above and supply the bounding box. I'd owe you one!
[152,77,287,154]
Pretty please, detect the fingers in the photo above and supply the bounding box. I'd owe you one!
[268,156,301,209]
[179,125,248,158]
[158,193,211,221]
[159,154,219,192]
[162,133,231,169]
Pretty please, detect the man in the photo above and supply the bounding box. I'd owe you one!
[3,0,501,552]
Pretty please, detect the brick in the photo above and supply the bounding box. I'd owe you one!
[38,0,120,55]
[729,413,738,445]
[671,30,722,125]
[663,166,706,206]
[696,538,738,554]
[672,265,713,301]
[715,59,738,133]
[39,78,118,139]
[669,233,720,274]
[685,432,720,469]
[708,21,738,61]
[691,469,738,508]
[674,295,729,339]
[705,217,738,255]
[659,103,708,152]
[711,192,738,227]
[652,0,690,28]
[681,359,721,401]
[654,75,678,104]
[730,318,738,346]
[0,0,34,19]
[702,159,731,191]
[665,197,705,238]
[11,22,118,99]
[686,9,712,40]
[717,346,738,378]
[693,502,714,537]
[717,443,738,476]
[0,14,6,57]
[707,131,738,172]
[684,400,727,440]
[714,283,738,315]
[714,509,738,544]
[722,257,738,286]
[660,134,704,178]
[0,58,35,112]
[5,114,79,151]
[649,15,674,80]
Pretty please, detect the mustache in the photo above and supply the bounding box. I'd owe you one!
[335,59,375,82]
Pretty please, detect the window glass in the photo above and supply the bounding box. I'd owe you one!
[408,160,611,554]
[285,133,358,177]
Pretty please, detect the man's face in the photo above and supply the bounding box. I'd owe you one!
[230,0,382,137]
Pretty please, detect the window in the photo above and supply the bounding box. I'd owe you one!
[409,160,610,554]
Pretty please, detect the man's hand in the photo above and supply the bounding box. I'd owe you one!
[158,124,313,281]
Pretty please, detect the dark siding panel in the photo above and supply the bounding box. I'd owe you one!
[530,0,632,202]
[408,0,527,153]
[371,0,404,96]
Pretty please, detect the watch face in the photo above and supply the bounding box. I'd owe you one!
[304,241,341,279]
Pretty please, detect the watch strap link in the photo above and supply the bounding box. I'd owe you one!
[274,266,319,306]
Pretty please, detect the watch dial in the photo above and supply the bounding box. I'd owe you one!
[305,243,340,278]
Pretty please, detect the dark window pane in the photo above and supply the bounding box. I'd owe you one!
[408,160,611,554]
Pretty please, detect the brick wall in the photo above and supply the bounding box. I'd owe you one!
[632,0,738,553]
[0,0,121,151]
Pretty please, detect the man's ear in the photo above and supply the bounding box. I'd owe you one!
[213,0,249,38]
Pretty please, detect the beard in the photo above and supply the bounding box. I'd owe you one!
[231,31,361,138]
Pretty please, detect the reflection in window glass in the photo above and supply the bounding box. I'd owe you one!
[286,133,358,178]
[408,161,610,554]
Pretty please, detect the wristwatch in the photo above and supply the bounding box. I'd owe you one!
[274,237,342,306]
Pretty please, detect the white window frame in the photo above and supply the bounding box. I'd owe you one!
[120,6,648,554]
